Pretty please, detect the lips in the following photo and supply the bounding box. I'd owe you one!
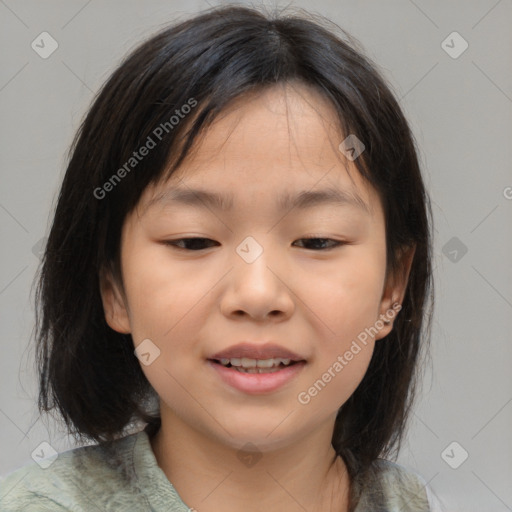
[208,359,306,394]
[207,342,307,394]
[209,342,305,362]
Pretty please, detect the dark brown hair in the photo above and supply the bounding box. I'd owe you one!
[34,5,433,509]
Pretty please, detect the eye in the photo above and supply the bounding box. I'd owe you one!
[163,237,219,251]
[292,237,344,251]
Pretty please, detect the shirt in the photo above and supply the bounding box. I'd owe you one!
[0,428,438,511]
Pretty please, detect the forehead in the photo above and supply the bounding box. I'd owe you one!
[138,83,380,218]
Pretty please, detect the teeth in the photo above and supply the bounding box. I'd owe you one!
[234,366,283,374]
[218,357,294,368]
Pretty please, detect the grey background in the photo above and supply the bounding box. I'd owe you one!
[1,1,511,510]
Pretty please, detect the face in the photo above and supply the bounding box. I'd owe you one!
[101,83,411,453]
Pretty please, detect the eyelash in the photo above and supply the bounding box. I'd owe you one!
[163,237,345,251]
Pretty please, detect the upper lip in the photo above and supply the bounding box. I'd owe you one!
[209,343,306,361]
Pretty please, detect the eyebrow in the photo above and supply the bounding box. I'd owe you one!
[142,185,370,216]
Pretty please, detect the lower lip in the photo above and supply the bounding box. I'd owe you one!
[208,360,306,395]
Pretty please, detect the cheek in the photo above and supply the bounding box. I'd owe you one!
[298,284,379,415]
[296,349,374,425]
[302,253,383,387]
[121,243,211,340]
[121,243,217,396]
[304,250,386,342]
[123,251,211,417]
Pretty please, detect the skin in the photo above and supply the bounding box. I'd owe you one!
[100,82,414,512]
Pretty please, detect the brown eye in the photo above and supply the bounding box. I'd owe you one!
[163,238,219,250]
[293,238,344,250]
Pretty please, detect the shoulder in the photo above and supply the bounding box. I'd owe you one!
[375,459,434,511]
[0,431,147,511]
[355,459,433,512]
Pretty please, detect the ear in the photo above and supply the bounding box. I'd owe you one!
[99,265,131,334]
[375,244,416,340]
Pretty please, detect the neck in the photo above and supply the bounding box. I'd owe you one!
[149,406,351,512]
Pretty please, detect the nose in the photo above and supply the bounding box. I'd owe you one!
[219,238,295,322]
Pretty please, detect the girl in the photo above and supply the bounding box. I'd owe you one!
[1,5,439,511]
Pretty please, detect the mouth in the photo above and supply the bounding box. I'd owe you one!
[207,342,307,394]
[207,349,307,394]
[209,357,302,374]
